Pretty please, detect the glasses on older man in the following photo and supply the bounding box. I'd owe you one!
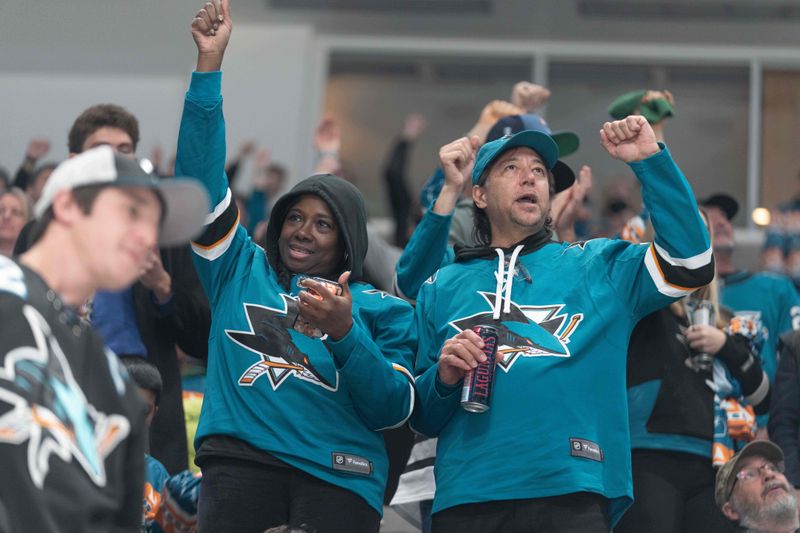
[729,461,785,500]
[736,462,784,482]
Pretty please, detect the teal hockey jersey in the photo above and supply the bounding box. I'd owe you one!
[175,72,416,515]
[720,270,800,382]
[411,146,713,526]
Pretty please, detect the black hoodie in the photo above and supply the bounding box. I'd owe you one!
[266,174,368,283]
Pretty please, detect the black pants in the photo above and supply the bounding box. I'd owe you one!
[432,492,609,533]
[614,450,739,533]
[198,456,381,533]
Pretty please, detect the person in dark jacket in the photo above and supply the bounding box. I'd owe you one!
[13,102,213,474]
[0,146,207,532]
[769,330,800,490]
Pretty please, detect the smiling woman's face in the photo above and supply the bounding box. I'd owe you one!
[278,195,341,277]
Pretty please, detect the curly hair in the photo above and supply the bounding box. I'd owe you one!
[68,104,139,154]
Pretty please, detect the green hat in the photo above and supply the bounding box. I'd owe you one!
[608,89,674,124]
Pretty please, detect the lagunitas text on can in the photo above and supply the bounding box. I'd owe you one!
[461,325,499,413]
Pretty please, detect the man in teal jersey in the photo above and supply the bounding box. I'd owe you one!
[412,116,714,531]
[702,193,800,390]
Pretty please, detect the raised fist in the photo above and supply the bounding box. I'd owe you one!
[511,82,551,112]
[25,138,51,161]
[191,0,232,70]
[600,116,660,163]
[439,136,480,193]
[314,116,341,154]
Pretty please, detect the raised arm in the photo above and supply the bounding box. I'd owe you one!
[394,136,477,300]
[599,116,714,315]
[177,0,253,303]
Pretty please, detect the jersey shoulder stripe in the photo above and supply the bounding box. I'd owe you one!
[646,243,713,297]
[192,190,240,261]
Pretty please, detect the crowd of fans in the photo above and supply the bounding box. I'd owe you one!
[3,1,800,532]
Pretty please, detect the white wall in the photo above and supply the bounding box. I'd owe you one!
[0,73,184,171]
[0,22,315,190]
[219,24,316,186]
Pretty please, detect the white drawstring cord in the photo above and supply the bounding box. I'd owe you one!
[493,248,505,319]
[503,245,524,314]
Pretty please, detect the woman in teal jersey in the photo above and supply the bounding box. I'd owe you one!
[177,2,417,532]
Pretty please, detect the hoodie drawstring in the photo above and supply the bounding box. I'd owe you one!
[504,245,523,314]
[492,244,524,319]
[493,249,504,319]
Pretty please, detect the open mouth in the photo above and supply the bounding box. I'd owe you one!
[288,244,313,259]
[515,194,539,206]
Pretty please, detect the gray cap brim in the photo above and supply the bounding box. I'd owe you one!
[151,178,210,247]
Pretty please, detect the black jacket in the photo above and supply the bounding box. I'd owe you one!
[0,257,146,532]
[134,244,210,474]
[769,330,800,487]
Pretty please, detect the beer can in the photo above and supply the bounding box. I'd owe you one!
[294,276,343,338]
[297,275,343,299]
[461,325,499,413]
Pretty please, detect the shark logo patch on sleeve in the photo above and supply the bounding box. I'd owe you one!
[225,296,339,392]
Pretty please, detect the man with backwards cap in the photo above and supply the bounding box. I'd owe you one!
[0,146,208,532]
[715,440,799,532]
[411,115,714,531]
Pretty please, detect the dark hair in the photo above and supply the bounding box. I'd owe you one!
[471,165,555,246]
[68,104,139,154]
[25,185,106,247]
[120,356,162,406]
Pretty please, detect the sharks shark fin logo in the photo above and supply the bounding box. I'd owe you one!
[450,291,583,371]
[0,305,130,488]
[363,289,405,302]
[225,296,338,392]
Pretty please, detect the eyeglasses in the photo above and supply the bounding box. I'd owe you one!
[736,462,783,482]
[729,462,785,499]
[0,207,24,219]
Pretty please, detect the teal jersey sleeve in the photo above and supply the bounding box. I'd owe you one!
[176,71,258,306]
[603,145,714,320]
[326,287,417,431]
[409,274,462,437]
[394,209,455,301]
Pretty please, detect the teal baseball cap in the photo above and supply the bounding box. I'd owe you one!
[471,130,575,193]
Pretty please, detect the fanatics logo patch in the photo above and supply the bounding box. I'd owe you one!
[332,452,373,476]
[569,438,604,462]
